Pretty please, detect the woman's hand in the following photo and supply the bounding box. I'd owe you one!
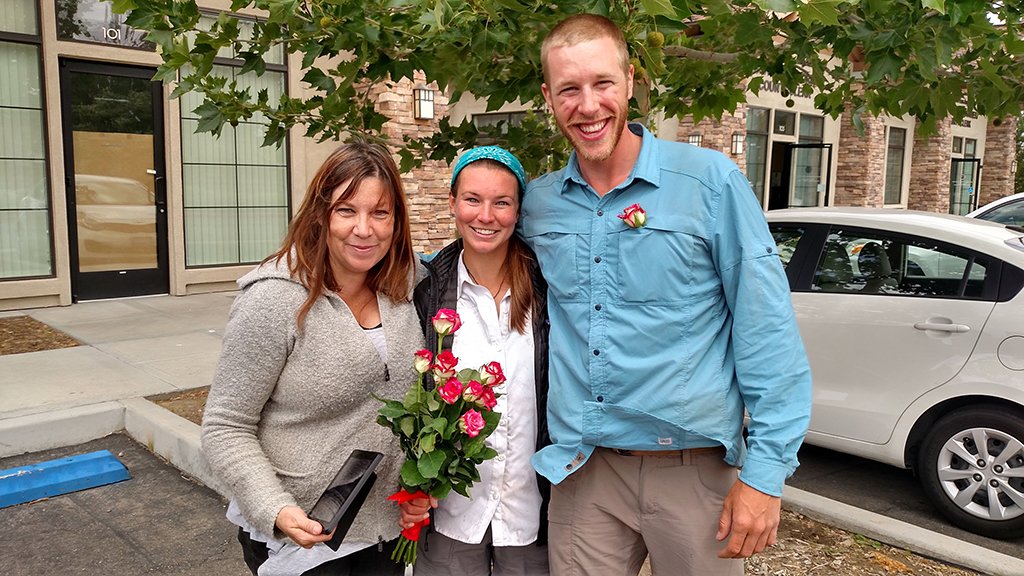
[275,505,334,548]
[397,496,437,529]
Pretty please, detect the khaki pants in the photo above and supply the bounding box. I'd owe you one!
[548,447,744,576]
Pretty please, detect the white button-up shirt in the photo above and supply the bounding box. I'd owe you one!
[433,254,542,546]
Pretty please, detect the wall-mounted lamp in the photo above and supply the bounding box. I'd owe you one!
[413,84,434,120]
[731,133,744,156]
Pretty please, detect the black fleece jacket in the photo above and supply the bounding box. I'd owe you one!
[412,238,551,545]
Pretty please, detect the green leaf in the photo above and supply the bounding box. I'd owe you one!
[193,101,224,134]
[401,459,426,486]
[753,0,797,11]
[798,0,842,26]
[477,447,497,460]
[378,400,408,419]
[638,0,676,18]
[417,449,447,480]
[400,416,416,438]
[921,0,945,14]
[302,68,336,94]
[429,481,453,500]
[109,0,137,14]
[418,432,436,453]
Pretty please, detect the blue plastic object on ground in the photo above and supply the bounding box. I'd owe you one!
[0,449,131,508]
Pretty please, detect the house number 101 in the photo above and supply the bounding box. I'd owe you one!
[102,27,121,41]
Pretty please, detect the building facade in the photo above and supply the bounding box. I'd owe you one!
[0,0,457,310]
[1,1,1018,310]
[670,81,1015,215]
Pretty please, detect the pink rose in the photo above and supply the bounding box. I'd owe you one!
[438,377,464,404]
[462,380,485,405]
[479,361,506,387]
[618,203,647,228]
[480,387,497,410]
[412,349,433,374]
[432,350,458,381]
[432,309,462,336]
[459,409,486,438]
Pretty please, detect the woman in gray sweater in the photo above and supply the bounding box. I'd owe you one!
[202,142,423,575]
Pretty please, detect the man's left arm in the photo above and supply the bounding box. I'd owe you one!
[711,169,813,557]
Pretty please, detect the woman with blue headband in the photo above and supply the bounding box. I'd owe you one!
[406,146,551,575]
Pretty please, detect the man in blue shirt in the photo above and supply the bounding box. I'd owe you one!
[521,14,812,576]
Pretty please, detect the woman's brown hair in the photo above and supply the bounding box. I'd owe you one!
[268,141,415,329]
[452,158,534,334]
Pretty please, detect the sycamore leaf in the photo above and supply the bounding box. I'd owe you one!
[638,0,676,18]
[753,0,798,12]
[798,0,843,26]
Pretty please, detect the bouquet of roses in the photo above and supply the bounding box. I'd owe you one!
[376,308,504,565]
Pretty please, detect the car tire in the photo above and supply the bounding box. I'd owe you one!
[917,407,1024,539]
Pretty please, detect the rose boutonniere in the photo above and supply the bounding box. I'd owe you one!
[376,308,503,565]
[618,203,647,228]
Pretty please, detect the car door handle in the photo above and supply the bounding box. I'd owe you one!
[913,322,971,333]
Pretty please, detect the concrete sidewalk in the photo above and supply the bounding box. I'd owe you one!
[2,293,1023,576]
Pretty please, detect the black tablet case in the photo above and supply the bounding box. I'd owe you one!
[308,450,384,551]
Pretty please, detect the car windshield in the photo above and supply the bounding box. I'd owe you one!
[976,198,1024,226]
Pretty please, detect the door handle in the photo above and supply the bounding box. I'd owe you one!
[913,322,971,333]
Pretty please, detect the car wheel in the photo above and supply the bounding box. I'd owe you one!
[917,407,1024,539]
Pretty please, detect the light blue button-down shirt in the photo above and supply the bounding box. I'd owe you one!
[521,124,812,496]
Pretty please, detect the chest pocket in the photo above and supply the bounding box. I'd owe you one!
[612,219,706,303]
[522,218,587,302]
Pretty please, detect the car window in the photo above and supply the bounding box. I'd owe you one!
[811,228,989,298]
[770,226,804,269]
[977,199,1024,226]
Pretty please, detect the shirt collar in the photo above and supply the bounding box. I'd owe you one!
[558,122,660,194]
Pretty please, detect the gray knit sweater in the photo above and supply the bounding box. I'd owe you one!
[201,258,424,543]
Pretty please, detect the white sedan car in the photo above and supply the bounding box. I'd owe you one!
[968,192,1024,227]
[766,207,1024,539]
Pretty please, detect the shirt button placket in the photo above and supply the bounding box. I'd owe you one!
[588,199,610,409]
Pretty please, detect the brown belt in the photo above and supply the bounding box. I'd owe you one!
[610,446,724,457]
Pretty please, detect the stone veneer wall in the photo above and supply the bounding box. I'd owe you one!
[907,118,952,212]
[372,73,456,255]
[834,110,887,206]
[676,109,747,169]
[979,116,1018,207]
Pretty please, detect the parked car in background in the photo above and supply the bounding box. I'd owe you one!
[968,192,1024,227]
[766,207,1024,539]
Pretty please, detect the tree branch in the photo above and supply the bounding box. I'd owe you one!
[662,46,738,63]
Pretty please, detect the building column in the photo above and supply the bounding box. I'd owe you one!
[907,118,952,212]
[373,74,454,254]
[979,116,1018,207]
[835,110,886,206]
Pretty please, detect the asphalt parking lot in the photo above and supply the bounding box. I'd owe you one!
[0,433,247,575]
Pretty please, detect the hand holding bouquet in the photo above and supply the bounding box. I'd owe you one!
[376,309,505,565]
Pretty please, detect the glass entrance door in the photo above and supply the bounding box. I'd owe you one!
[949,158,981,216]
[788,143,833,207]
[59,60,168,301]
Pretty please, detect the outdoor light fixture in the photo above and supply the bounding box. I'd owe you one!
[731,133,744,155]
[413,84,434,120]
